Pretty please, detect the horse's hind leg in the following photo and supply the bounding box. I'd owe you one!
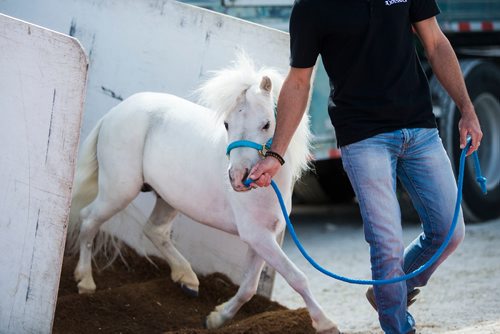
[205,248,265,329]
[75,182,141,294]
[143,197,199,296]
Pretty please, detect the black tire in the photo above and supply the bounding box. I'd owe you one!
[314,159,355,203]
[293,170,332,204]
[448,62,500,221]
[293,159,355,204]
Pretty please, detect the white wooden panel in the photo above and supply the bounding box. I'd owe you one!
[0,14,88,333]
[0,0,290,296]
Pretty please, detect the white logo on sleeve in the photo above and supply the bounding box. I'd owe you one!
[385,0,408,5]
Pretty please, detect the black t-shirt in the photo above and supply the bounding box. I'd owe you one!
[290,0,440,147]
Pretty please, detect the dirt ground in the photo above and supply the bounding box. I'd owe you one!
[54,249,316,334]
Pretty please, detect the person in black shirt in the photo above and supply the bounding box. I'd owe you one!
[249,0,482,333]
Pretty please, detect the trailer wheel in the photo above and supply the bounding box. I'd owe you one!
[448,62,500,221]
[314,159,355,203]
[293,170,332,204]
[293,159,355,204]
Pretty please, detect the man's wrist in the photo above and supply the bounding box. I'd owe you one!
[265,150,285,165]
[458,102,475,115]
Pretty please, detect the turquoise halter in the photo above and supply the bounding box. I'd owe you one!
[226,138,273,158]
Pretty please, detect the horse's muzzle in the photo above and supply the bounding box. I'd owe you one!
[229,167,250,192]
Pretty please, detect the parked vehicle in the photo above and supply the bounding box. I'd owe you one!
[184,0,500,221]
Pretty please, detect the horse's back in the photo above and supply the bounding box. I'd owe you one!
[99,92,207,147]
[107,92,201,120]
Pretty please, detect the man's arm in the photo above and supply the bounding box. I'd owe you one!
[248,66,314,187]
[413,16,482,155]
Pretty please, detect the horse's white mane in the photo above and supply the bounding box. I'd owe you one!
[197,52,311,181]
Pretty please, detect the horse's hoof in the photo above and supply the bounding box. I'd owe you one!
[205,314,220,330]
[318,327,341,334]
[180,283,199,297]
[316,320,340,334]
[77,280,96,294]
[77,285,96,295]
[205,303,227,329]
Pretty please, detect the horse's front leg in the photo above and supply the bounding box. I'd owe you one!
[205,248,265,329]
[240,225,340,334]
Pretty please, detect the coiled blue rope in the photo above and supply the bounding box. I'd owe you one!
[234,137,487,285]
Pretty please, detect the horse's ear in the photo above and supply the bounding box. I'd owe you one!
[260,76,272,94]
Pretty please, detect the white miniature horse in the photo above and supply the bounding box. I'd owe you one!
[67,56,339,334]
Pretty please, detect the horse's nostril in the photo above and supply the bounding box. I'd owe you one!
[229,172,234,183]
[242,168,249,183]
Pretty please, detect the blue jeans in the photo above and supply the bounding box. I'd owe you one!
[340,128,465,334]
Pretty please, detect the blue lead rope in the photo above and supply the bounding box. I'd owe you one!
[239,138,486,285]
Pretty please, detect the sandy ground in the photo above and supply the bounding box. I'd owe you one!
[272,204,500,334]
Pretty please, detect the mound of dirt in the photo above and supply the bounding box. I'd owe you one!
[54,248,315,334]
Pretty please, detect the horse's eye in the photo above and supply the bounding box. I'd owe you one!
[262,121,270,131]
[224,122,229,131]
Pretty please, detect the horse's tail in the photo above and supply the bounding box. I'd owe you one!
[66,118,104,255]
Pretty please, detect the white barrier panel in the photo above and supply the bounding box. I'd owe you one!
[0,0,291,296]
[0,14,88,333]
